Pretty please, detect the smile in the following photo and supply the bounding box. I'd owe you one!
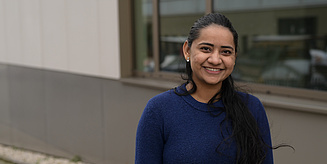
[204,67,221,72]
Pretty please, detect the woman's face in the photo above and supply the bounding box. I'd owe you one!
[183,24,236,88]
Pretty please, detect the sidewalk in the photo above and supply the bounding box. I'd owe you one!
[0,159,11,164]
[0,144,89,164]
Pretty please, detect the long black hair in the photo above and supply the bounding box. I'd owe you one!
[175,13,270,164]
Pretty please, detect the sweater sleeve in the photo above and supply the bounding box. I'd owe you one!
[253,98,274,164]
[135,99,164,164]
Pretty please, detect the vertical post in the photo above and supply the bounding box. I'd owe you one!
[152,0,160,72]
[206,0,213,14]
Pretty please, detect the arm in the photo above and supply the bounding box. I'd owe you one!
[254,99,274,164]
[135,100,164,164]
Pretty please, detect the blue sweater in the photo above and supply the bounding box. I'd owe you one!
[135,85,273,164]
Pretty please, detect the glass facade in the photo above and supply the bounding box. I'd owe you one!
[134,0,327,92]
[214,0,327,91]
[159,0,205,72]
[134,0,153,72]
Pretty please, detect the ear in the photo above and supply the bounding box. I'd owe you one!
[183,40,190,61]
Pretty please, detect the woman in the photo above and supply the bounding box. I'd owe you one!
[135,13,273,164]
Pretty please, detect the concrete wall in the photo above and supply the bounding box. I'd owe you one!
[0,0,120,79]
[0,64,161,164]
[0,63,327,164]
[267,106,327,164]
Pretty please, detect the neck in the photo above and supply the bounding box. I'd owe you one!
[186,82,221,103]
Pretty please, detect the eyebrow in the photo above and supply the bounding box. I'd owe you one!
[199,42,234,50]
[199,42,214,47]
[221,46,234,50]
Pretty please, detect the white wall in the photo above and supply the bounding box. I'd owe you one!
[0,0,120,79]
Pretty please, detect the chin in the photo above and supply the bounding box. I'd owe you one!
[204,80,223,86]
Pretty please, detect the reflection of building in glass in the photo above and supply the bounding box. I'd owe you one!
[234,35,327,90]
[135,0,327,91]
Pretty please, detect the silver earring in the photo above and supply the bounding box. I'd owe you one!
[186,57,190,62]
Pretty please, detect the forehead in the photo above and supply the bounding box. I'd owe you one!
[196,24,234,46]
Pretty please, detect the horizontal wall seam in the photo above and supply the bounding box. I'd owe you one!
[261,99,327,115]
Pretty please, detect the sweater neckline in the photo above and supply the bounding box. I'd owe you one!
[176,84,224,112]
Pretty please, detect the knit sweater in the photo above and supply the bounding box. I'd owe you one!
[135,84,273,164]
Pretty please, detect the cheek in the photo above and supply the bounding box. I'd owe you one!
[190,54,204,67]
[225,58,236,69]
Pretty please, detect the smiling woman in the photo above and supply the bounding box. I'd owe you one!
[183,24,236,99]
[135,13,275,164]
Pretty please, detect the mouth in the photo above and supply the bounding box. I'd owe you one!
[204,67,223,72]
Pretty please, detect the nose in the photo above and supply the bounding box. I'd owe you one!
[207,51,222,65]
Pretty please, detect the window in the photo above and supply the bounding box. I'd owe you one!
[213,0,327,91]
[133,0,327,99]
[134,0,153,72]
[278,17,316,35]
[134,0,206,74]
[159,0,206,73]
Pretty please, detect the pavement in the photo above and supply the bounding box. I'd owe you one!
[0,159,11,164]
[0,143,88,164]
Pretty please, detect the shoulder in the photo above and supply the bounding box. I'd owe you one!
[149,89,176,102]
[144,89,180,115]
[237,92,265,118]
[147,89,177,107]
[139,89,182,132]
[237,91,260,102]
[237,92,262,105]
[236,92,271,138]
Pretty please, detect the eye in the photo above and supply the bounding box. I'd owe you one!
[221,50,232,55]
[200,47,211,52]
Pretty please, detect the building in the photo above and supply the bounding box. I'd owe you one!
[0,0,326,163]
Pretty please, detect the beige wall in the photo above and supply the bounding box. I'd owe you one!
[254,92,327,163]
[266,106,327,164]
[0,0,120,79]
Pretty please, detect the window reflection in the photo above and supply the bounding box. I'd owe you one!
[214,0,327,90]
[134,0,153,72]
[159,0,205,72]
[134,0,327,92]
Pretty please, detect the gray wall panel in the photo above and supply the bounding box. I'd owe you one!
[45,71,105,163]
[102,81,161,163]
[0,64,11,144]
[2,64,326,164]
[8,66,47,151]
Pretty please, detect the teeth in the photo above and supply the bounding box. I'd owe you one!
[205,67,220,71]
